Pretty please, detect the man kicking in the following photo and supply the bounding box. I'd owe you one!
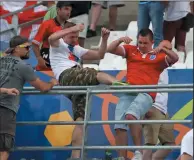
[48,22,120,158]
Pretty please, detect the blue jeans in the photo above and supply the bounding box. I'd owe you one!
[114,93,153,130]
[137,2,165,48]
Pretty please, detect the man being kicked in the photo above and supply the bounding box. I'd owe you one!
[48,23,119,158]
[107,29,179,160]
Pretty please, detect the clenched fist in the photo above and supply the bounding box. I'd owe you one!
[118,36,133,44]
[101,28,110,40]
[76,23,85,32]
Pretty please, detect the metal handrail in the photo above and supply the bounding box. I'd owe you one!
[0,2,44,19]
[22,88,193,95]
[23,84,193,90]
[14,84,193,159]
[15,145,181,151]
[16,120,192,125]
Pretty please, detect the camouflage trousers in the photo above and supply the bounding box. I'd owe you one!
[59,66,99,120]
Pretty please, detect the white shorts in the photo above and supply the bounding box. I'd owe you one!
[68,14,89,38]
[114,93,153,131]
[92,1,125,9]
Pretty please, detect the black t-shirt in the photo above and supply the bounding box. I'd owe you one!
[70,1,91,18]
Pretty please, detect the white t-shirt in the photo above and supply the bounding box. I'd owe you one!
[181,129,193,156]
[164,2,191,21]
[49,39,88,80]
[153,69,168,114]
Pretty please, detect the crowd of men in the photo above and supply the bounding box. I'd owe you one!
[0,1,193,160]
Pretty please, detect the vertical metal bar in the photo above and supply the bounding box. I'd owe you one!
[80,89,92,159]
[12,14,19,36]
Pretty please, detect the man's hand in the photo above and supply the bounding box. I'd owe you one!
[5,88,20,96]
[118,36,133,44]
[159,40,172,49]
[101,27,110,40]
[50,78,59,86]
[37,57,48,69]
[73,23,85,32]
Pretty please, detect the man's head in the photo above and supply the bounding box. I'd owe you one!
[56,1,72,21]
[137,28,154,53]
[5,36,31,59]
[63,22,79,46]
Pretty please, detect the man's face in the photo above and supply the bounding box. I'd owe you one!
[58,6,72,21]
[137,35,154,53]
[16,42,31,59]
[64,32,79,46]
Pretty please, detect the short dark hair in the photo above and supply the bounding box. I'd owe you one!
[64,21,76,29]
[56,1,73,9]
[138,28,154,41]
[5,36,28,54]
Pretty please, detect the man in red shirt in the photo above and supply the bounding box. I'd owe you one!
[32,1,73,70]
[107,29,178,159]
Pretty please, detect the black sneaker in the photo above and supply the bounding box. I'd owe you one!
[87,29,97,38]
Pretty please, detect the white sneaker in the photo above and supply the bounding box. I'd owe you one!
[131,151,142,160]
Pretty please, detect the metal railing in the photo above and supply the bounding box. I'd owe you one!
[14,84,193,159]
[0,2,44,36]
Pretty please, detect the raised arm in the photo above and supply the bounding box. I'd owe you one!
[48,24,84,47]
[81,28,110,60]
[107,36,132,57]
[162,47,179,64]
[154,40,179,65]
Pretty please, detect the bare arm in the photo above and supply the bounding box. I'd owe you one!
[107,36,132,57]
[0,88,19,95]
[29,78,58,92]
[48,24,84,47]
[81,28,110,60]
[162,47,179,65]
[32,43,47,68]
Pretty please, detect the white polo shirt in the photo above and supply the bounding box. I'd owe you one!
[153,69,168,114]
[49,38,88,80]
[181,129,193,156]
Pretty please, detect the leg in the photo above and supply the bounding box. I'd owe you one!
[125,93,153,155]
[175,23,187,53]
[108,2,125,30]
[0,151,9,160]
[137,3,150,34]
[142,107,161,160]
[152,142,174,160]
[109,6,118,30]
[152,113,175,160]
[115,129,128,158]
[149,2,165,47]
[0,107,16,160]
[114,95,136,158]
[97,72,118,85]
[70,95,86,158]
[71,118,84,158]
[89,2,103,31]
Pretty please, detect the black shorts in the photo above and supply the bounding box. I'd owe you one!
[0,106,16,152]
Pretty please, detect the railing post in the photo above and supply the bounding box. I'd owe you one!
[80,88,92,159]
[11,14,19,36]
